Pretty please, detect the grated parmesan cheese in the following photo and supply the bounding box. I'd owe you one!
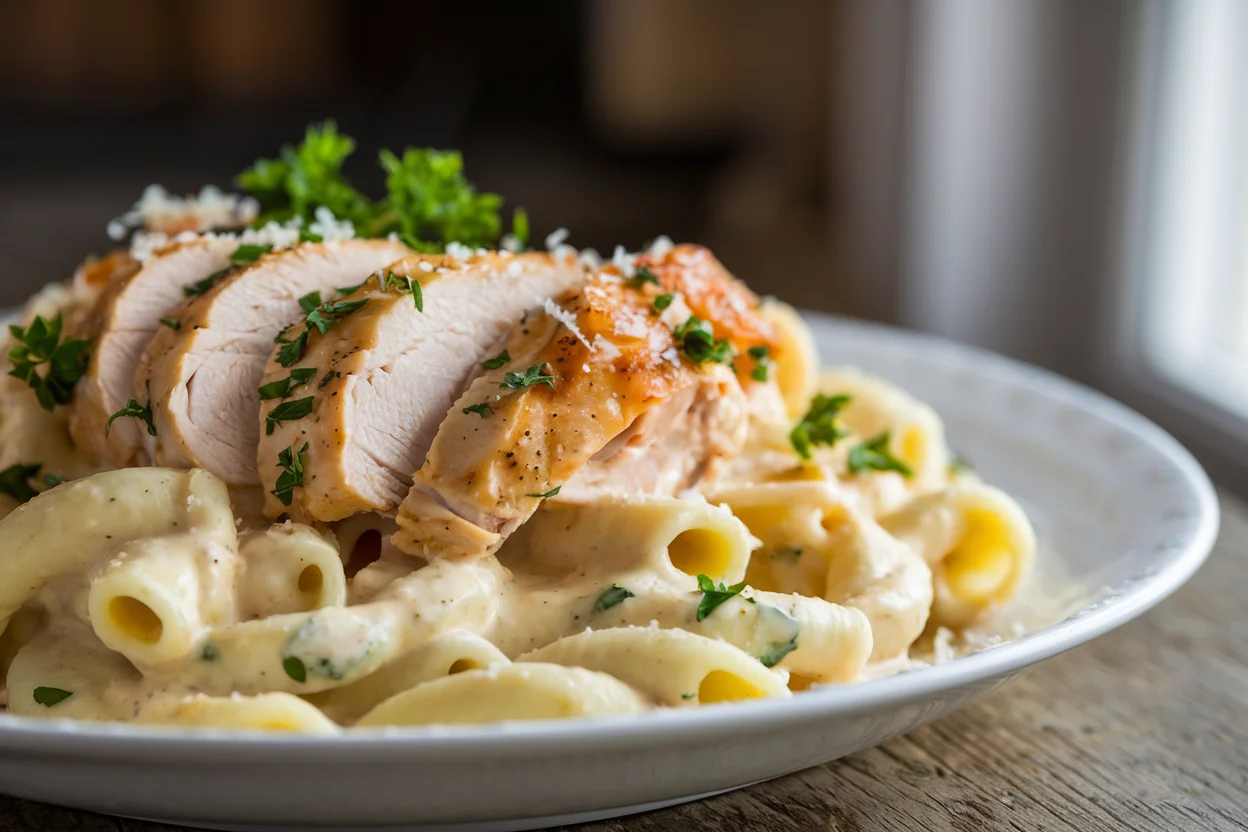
[543,298,593,351]
[500,233,523,253]
[611,245,636,278]
[647,234,674,257]
[307,206,356,243]
[545,227,570,250]
[444,241,476,260]
[108,184,258,241]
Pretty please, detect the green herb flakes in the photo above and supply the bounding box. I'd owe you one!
[32,686,73,707]
[258,367,317,401]
[848,431,914,477]
[272,442,309,506]
[105,399,155,437]
[789,394,851,461]
[482,350,510,370]
[500,364,555,390]
[8,314,90,412]
[696,574,747,622]
[265,396,314,435]
[462,402,492,418]
[591,584,634,615]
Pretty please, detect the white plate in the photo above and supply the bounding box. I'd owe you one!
[0,313,1218,831]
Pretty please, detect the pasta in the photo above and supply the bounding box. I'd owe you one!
[0,167,1039,732]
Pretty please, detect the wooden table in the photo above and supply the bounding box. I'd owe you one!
[3,496,1245,832]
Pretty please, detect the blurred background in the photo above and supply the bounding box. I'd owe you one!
[1,0,1246,487]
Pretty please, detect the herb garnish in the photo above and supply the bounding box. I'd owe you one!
[258,367,317,400]
[848,431,914,477]
[748,345,771,382]
[381,271,422,311]
[336,279,368,295]
[654,293,674,311]
[789,394,851,461]
[282,655,307,683]
[527,486,561,499]
[272,442,309,506]
[758,633,799,668]
[674,316,733,365]
[32,686,73,707]
[275,329,310,368]
[462,402,491,417]
[42,473,63,488]
[512,207,530,247]
[500,364,555,390]
[482,350,510,370]
[183,269,229,297]
[105,399,156,437]
[0,463,42,503]
[695,574,748,621]
[306,298,368,334]
[8,314,90,412]
[592,584,634,615]
[629,265,660,288]
[159,317,180,330]
[681,692,696,700]
[230,243,272,266]
[265,396,314,435]
[201,642,220,662]
[298,291,324,314]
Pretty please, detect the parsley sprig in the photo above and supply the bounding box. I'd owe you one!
[235,122,528,252]
[105,399,156,437]
[695,574,748,621]
[32,686,73,707]
[591,584,634,615]
[789,394,851,461]
[848,431,914,477]
[674,316,733,365]
[500,364,555,390]
[628,265,660,289]
[8,314,90,412]
[272,442,309,506]
[482,350,510,370]
[381,271,423,311]
[462,402,492,417]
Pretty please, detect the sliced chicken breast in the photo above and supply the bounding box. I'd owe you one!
[257,251,586,522]
[134,239,410,485]
[391,267,752,559]
[69,236,238,466]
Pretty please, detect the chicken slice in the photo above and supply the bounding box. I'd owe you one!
[391,268,751,559]
[134,239,410,485]
[257,251,586,521]
[69,236,238,466]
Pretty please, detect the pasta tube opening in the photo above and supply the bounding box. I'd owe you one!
[666,528,737,579]
[238,524,346,617]
[107,596,163,644]
[697,669,767,704]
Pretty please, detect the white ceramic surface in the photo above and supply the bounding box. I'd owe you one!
[0,313,1219,832]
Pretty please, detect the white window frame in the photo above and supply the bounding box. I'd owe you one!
[1105,0,1248,489]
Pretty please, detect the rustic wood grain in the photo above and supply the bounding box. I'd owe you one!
[3,496,1245,832]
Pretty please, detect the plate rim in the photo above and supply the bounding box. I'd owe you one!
[0,312,1220,761]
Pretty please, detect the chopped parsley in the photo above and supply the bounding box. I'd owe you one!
[527,486,561,499]
[654,293,675,311]
[306,298,368,334]
[7,314,90,412]
[681,692,695,700]
[696,574,747,621]
[272,442,309,506]
[482,350,510,370]
[336,279,369,295]
[0,463,42,503]
[674,316,733,365]
[758,633,799,668]
[105,398,156,437]
[230,243,272,266]
[32,686,73,707]
[500,364,555,390]
[848,432,914,477]
[748,345,771,382]
[282,655,307,683]
[591,584,634,615]
[183,268,229,297]
[275,329,310,368]
[159,317,180,330]
[276,297,369,367]
[42,473,63,488]
[381,271,423,311]
[201,642,220,662]
[258,367,317,400]
[629,265,660,288]
[298,290,324,314]
[265,396,314,435]
[789,393,851,461]
[462,402,492,418]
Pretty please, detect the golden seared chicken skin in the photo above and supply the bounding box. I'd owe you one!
[391,252,772,560]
